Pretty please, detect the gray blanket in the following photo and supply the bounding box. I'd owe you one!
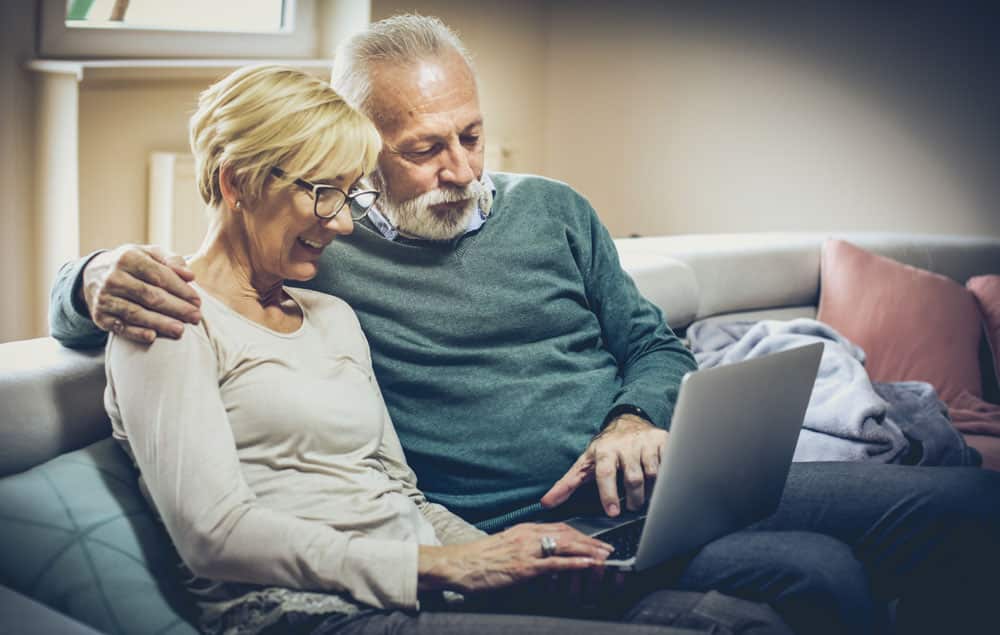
[687,319,977,466]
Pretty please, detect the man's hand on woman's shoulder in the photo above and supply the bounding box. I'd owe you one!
[82,244,202,344]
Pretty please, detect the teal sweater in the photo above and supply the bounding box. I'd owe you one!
[50,173,696,524]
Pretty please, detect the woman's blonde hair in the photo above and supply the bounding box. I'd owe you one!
[190,64,382,209]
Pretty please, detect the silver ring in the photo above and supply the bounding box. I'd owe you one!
[540,535,557,558]
[110,319,124,335]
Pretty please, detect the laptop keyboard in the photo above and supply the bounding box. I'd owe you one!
[602,519,645,560]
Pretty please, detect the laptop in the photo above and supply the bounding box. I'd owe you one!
[566,342,824,572]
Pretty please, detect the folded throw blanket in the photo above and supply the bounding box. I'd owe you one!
[687,318,977,466]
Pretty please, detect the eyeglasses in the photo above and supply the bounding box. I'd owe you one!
[271,167,379,221]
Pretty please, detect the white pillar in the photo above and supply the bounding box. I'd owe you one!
[34,70,81,335]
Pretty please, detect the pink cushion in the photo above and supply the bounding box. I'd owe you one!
[817,239,982,404]
[967,275,1000,376]
[963,434,1000,471]
[949,391,1000,437]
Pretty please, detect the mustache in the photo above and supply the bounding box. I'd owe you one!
[372,171,485,207]
[408,181,485,208]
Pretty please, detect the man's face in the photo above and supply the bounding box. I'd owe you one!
[367,52,486,239]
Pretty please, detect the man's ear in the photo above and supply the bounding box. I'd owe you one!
[218,164,241,211]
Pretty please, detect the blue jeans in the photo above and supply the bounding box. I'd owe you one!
[644,462,1000,634]
[286,591,789,635]
[278,464,996,635]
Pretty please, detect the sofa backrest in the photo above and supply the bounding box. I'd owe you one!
[616,231,1000,403]
[2,232,998,476]
[616,232,1000,328]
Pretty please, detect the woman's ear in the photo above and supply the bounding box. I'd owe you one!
[218,164,242,211]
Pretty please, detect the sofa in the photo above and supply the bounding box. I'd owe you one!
[2,231,999,634]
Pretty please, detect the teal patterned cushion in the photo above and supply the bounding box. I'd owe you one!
[0,438,197,634]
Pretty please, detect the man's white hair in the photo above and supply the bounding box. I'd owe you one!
[331,14,476,119]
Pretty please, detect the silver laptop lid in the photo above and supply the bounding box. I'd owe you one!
[630,342,823,570]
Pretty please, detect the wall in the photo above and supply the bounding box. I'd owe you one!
[76,2,371,254]
[369,1,1000,239]
[6,1,999,343]
[74,0,547,257]
[543,1,1000,237]
[0,1,39,343]
[77,78,218,254]
[5,1,370,341]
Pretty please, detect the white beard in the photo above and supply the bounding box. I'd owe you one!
[371,172,485,241]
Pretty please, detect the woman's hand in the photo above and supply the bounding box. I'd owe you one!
[418,522,614,594]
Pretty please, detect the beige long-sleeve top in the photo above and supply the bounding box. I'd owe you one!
[104,285,483,611]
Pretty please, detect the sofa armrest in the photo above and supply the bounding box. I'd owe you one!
[0,337,109,476]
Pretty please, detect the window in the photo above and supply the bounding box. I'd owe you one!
[40,0,318,59]
[66,0,287,33]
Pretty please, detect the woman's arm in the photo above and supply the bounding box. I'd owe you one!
[105,325,419,610]
[369,385,613,593]
[416,523,614,593]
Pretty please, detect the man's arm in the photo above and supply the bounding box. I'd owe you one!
[48,245,202,348]
[50,252,111,348]
[542,199,697,516]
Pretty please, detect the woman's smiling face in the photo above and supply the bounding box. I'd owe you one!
[238,166,363,283]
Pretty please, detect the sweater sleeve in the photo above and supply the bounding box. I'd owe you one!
[49,251,110,349]
[105,325,419,610]
[578,203,697,430]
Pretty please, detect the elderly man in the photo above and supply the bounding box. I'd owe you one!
[51,14,999,635]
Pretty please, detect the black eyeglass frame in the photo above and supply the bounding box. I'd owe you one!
[271,167,379,221]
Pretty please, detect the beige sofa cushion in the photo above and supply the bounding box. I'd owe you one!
[616,232,1000,328]
[617,251,699,328]
[617,234,821,322]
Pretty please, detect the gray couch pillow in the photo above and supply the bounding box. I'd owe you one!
[0,437,197,634]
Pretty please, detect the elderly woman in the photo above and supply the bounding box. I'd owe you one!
[104,65,779,635]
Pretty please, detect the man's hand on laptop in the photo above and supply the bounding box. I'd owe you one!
[82,244,201,344]
[541,415,667,517]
